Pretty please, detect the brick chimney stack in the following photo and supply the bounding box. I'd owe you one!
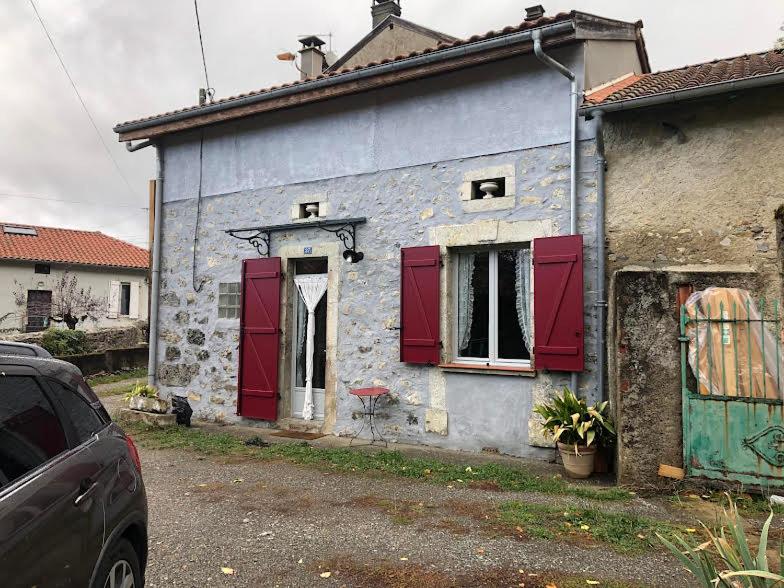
[298,36,326,80]
[371,0,402,28]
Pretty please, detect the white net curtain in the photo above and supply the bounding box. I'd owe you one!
[294,274,328,420]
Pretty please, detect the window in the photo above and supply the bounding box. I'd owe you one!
[2,225,37,236]
[47,380,106,444]
[0,375,67,486]
[34,263,50,274]
[119,283,131,316]
[455,247,532,366]
[218,282,241,319]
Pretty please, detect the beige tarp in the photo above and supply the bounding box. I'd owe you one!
[684,287,783,400]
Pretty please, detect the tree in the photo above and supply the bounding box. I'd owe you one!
[777,22,784,49]
[49,272,106,330]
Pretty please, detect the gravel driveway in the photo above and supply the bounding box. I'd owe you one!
[139,446,690,587]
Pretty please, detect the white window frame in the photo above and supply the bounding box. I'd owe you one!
[119,282,132,316]
[452,246,532,368]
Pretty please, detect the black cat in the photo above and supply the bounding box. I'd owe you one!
[171,395,193,427]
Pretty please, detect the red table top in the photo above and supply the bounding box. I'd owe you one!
[349,387,390,397]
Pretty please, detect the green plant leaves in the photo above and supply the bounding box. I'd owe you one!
[533,387,615,447]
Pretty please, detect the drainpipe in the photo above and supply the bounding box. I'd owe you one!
[594,111,607,401]
[126,140,163,387]
[531,30,580,395]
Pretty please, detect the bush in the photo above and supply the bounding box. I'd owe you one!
[40,328,89,356]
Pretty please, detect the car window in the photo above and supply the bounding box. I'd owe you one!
[47,380,106,444]
[0,375,68,487]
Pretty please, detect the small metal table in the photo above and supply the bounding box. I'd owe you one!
[349,387,389,447]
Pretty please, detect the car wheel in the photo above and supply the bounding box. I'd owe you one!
[93,539,142,588]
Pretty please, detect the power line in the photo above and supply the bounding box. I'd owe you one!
[193,0,214,101]
[0,193,147,210]
[28,0,139,201]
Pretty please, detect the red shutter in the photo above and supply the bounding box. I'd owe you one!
[237,257,281,420]
[533,235,584,372]
[400,246,440,364]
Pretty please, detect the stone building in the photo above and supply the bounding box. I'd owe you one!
[115,5,650,457]
[581,49,784,486]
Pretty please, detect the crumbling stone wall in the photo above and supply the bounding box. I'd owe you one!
[604,87,784,304]
[9,321,148,353]
[610,268,766,488]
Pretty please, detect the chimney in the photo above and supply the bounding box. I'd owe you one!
[371,0,402,28]
[298,36,326,80]
[525,5,545,21]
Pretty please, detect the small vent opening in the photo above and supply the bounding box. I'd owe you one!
[471,178,506,200]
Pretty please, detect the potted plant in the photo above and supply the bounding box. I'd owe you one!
[125,382,169,414]
[534,387,615,479]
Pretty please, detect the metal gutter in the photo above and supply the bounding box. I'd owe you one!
[114,19,576,135]
[531,29,581,396]
[148,147,164,388]
[594,111,607,401]
[580,70,784,117]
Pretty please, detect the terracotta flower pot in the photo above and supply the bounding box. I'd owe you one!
[557,442,597,479]
[129,396,169,414]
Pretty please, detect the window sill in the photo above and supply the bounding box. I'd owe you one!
[438,363,536,377]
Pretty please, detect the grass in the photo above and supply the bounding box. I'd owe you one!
[669,490,784,520]
[497,501,681,554]
[122,422,633,502]
[87,367,147,387]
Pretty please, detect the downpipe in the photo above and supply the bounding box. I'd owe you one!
[125,140,163,387]
[532,30,581,395]
[594,111,608,401]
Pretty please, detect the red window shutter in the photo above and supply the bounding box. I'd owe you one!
[400,246,440,364]
[533,235,584,372]
[237,257,281,420]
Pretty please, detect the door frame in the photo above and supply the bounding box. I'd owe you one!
[277,242,340,433]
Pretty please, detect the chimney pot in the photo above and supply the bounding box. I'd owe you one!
[371,0,402,29]
[298,35,326,80]
[525,5,545,21]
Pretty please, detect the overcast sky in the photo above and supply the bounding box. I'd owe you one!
[1,0,781,248]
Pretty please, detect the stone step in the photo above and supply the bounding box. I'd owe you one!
[277,417,323,434]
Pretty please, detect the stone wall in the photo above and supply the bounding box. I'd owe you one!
[9,321,148,352]
[604,87,784,304]
[610,267,767,488]
[155,140,600,457]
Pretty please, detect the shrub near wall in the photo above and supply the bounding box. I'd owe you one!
[40,329,89,356]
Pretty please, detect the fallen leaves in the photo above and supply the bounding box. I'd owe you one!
[319,571,332,578]
[221,567,235,575]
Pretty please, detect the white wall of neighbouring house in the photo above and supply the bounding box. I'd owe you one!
[0,261,149,333]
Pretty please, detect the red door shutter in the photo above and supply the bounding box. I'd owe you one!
[237,257,281,420]
[533,235,584,372]
[400,246,440,364]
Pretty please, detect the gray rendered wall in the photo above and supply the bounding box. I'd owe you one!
[154,47,600,458]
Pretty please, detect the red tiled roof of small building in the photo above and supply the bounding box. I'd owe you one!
[584,49,784,107]
[0,224,149,269]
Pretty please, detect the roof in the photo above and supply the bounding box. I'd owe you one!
[584,49,784,110]
[326,14,459,73]
[115,11,647,140]
[0,224,149,270]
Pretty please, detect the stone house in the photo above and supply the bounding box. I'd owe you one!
[581,49,784,486]
[0,223,149,332]
[115,4,651,457]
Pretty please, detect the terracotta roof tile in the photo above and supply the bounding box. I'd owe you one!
[115,12,575,129]
[584,49,784,107]
[0,224,149,269]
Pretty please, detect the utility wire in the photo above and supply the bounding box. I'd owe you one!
[193,0,214,100]
[0,193,147,210]
[28,0,139,201]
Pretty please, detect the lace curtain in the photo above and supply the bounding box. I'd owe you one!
[296,296,307,380]
[294,274,328,420]
[515,249,533,352]
[457,252,476,352]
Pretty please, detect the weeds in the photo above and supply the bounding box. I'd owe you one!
[87,367,147,386]
[123,422,632,502]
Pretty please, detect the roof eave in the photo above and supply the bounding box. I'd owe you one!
[114,18,577,141]
[580,70,784,117]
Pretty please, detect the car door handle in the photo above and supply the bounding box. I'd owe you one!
[74,478,97,507]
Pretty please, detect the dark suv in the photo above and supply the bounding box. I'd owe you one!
[0,355,148,587]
